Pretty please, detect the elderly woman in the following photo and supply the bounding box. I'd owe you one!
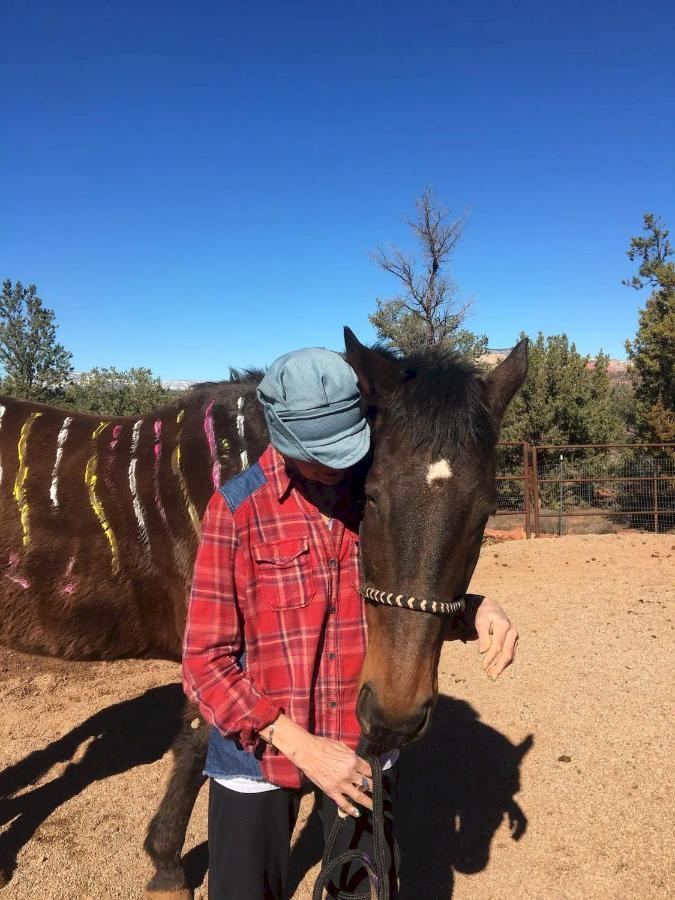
[182,347,517,900]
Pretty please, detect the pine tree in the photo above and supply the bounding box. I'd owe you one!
[499,333,623,445]
[0,280,74,401]
[624,214,675,443]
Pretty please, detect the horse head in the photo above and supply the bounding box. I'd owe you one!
[344,328,528,751]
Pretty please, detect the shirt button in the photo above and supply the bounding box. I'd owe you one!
[328,605,336,614]
[328,652,336,660]
[328,558,338,569]
[330,700,337,708]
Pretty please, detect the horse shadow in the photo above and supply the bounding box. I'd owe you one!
[0,683,202,886]
[287,695,533,899]
[1,688,531,898]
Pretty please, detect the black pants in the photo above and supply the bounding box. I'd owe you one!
[208,773,397,900]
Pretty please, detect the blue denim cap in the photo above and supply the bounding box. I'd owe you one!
[256,348,370,468]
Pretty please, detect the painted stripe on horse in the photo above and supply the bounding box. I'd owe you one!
[50,415,73,507]
[153,419,169,526]
[0,403,5,485]
[129,419,150,545]
[84,421,120,575]
[171,409,201,534]
[13,411,43,546]
[237,396,249,470]
[204,400,221,490]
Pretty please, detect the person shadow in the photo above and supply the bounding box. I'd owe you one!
[0,683,206,888]
[287,695,532,899]
[1,688,531,898]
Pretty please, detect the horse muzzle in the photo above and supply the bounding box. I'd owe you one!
[356,682,433,751]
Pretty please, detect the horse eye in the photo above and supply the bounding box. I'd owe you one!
[365,492,378,507]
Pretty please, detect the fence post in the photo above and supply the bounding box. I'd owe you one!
[522,442,531,539]
[653,461,659,534]
[530,445,541,538]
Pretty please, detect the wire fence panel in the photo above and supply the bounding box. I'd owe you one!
[493,443,675,536]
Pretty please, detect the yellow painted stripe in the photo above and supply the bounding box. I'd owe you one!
[171,409,201,534]
[84,421,120,575]
[13,411,43,546]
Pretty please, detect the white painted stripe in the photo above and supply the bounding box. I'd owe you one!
[131,419,142,454]
[129,457,149,545]
[50,416,72,507]
[237,396,249,469]
[128,420,149,545]
[0,404,5,485]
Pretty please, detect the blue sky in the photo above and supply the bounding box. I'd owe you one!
[2,0,674,379]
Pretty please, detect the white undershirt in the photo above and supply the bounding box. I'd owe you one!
[214,749,399,793]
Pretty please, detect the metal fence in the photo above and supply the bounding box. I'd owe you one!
[494,443,675,537]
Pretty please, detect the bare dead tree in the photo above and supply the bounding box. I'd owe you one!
[369,188,486,359]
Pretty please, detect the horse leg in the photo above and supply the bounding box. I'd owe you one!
[144,705,210,900]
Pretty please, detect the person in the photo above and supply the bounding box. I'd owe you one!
[182,347,518,900]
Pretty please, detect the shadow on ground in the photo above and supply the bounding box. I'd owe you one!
[287,695,533,898]
[1,688,531,898]
[0,683,185,886]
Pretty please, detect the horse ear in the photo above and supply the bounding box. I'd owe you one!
[343,327,401,397]
[516,733,534,761]
[483,338,528,422]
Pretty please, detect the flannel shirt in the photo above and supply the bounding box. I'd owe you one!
[182,444,365,789]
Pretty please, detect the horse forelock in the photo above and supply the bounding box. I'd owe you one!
[376,349,496,460]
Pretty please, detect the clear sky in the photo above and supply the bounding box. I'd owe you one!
[2,0,674,379]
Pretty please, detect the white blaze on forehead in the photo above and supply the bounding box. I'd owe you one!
[426,459,453,484]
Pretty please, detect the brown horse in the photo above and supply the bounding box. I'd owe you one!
[343,331,527,750]
[0,328,526,897]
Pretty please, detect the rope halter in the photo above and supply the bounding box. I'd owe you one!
[359,583,465,616]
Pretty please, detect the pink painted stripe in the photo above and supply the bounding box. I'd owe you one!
[203,400,221,490]
[153,419,168,526]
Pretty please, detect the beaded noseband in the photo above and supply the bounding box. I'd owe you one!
[359,583,465,617]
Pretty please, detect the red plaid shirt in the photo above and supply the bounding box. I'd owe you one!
[182,445,365,788]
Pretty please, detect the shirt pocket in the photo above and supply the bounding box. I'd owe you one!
[253,539,316,609]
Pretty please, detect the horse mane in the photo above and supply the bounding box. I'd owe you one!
[190,367,265,391]
[377,346,496,459]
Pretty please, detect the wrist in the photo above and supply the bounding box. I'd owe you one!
[266,714,313,763]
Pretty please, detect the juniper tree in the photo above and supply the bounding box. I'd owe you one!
[624,214,675,443]
[0,280,73,401]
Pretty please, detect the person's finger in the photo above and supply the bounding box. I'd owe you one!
[354,758,373,779]
[333,792,361,818]
[477,617,492,654]
[353,774,373,794]
[487,627,519,680]
[481,618,509,670]
[343,782,373,811]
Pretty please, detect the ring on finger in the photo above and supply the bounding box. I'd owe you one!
[360,775,369,791]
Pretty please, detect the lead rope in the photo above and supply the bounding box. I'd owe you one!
[312,736,399,900]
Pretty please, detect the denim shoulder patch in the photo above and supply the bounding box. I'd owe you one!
[218,463,266,513]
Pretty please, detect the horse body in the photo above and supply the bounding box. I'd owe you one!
[0,382,267,662]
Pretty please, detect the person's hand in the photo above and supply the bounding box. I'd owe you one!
[475,596,519,680]
[269,715,372,817]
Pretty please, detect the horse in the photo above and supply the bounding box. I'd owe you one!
[0,328,527,898]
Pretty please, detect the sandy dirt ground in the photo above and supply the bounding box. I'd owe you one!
[1,533,673,900]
